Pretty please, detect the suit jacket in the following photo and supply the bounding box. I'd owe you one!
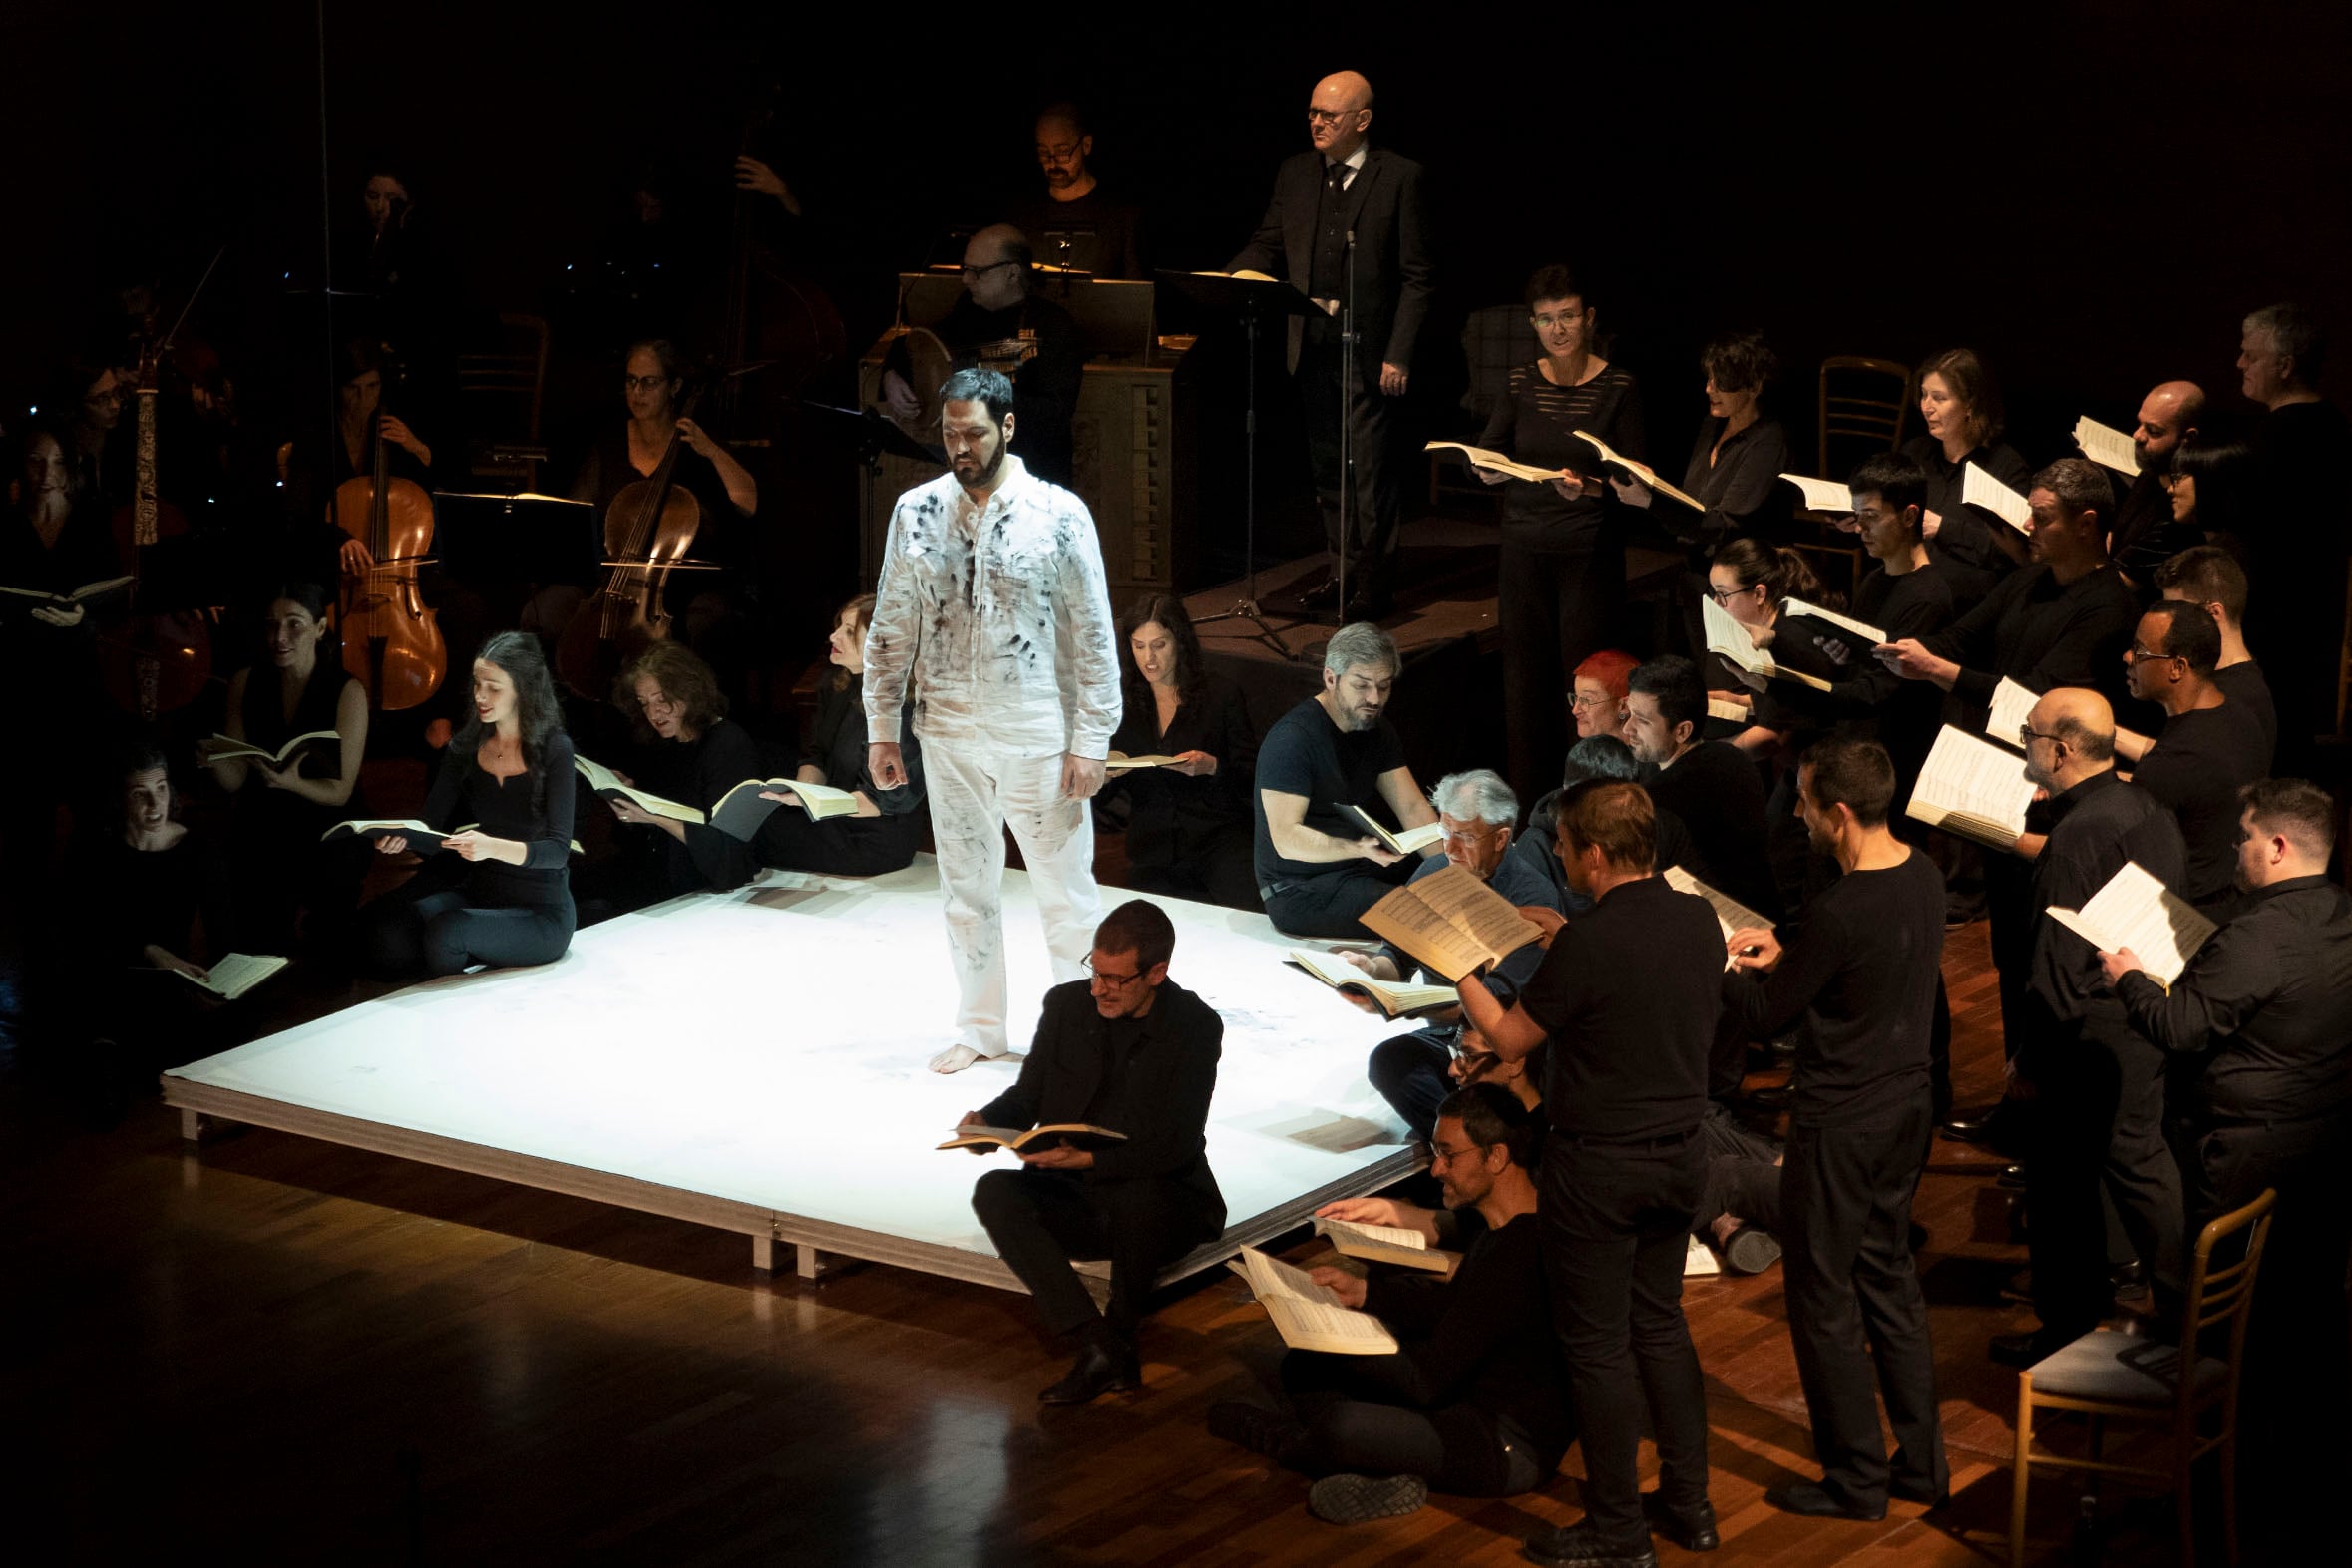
[977,977,1227,1234]
[1230,147,1434,375]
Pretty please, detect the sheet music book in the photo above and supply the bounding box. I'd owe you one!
[2074,416,2140,476]
[1314,1217,1456,1274]
[1704,593,1832,691]
[1574,431,1705,510]
[1422,441,1565,484]
[1962,462,2033,534]
[1360,863,1544,983]
[1987,677,2038,750]
[1285,947,1460,1019]
[575,755,707,824]
[1663,866,1773,970]
[1337,803,1443,856]
[1779,474,1854,514]
[2046,861,2216,986]
[1782,597,1887,646]
[175,953,289,1001]
[1706,697,1750,723]
[1232,1246,1400,1355]
[1904,725,2036,851]
[1104,752,1185,771]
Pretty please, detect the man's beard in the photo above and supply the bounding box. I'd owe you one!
[954,441,1006,488]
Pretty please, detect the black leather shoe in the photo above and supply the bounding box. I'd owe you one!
[1937,1106,2010,1145]
[1641,1489,1720,1551]
[1522,1522,1660,1567]
[1039,1341,1139,1404]
[1206,1399,1311,1465]
[1765,1481,1886,1521]
[1890,1474,1950,1507]
[1988,1330,2071,1369]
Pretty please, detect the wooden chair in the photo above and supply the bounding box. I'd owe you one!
[1788,355,1915,588]
[456,312,550,488]
[2008,1187,2276,1568]
[1430,304,1539,507]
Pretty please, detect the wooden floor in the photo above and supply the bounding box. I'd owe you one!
[1,920,2187,1566]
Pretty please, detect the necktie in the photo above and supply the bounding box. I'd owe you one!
[1327,162,1350,193]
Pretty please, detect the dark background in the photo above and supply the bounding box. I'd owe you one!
[9,0,2350,549]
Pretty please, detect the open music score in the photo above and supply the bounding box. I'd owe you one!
[1313,1216,1456,1275]
[1574,431,1704,509]
[1905,725,2037,851]
[1664,866,1774,970]
[1422,442,1568,485]
[1704,593,1832,691]
[1963,462,2033,534]
[1285,947,1460,1020]
[1779,474,1854,514]
[1782,597,1888,646]
[1360,864,1544,983]
[1986,677,2038,749]
[2074,417,2140,476]
[2046,861,2216,985]
[1230,1246,1399,1355]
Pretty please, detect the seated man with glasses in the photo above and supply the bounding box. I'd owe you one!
[1003,101,1145,281]
[963,900,1226,1405]
[1341,769,1562,1140]
[1208,1084,1572,1527]
[880,222,1085,485]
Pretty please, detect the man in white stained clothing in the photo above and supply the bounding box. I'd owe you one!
[866,365,1122,1073]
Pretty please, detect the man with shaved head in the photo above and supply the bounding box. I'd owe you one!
[1232,69,1434,620]
[879,222,1085,484]
[2102,379,2206,588]
[1991,686,2189,1368]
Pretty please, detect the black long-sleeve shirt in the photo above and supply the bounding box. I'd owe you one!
[801,672,924,815]
[1919,561,2139,712]
[1670,416,1791,557]
[1476,362,1645,550]
[2212,661,2278,765]
[2027,769,2186,1033]
[2107,468,2203,593]
[421,730,578,905]
[1102,673,1255,875]
[1721,850,1945,1127]
[2116,874,2352,1121]
[1904,436,2032,602]
[1826,563,1957,782]
[1646,739,1778,920]
[637,718,764,894]
[2131,704,2272,909]
[1355,1212,1572,1462]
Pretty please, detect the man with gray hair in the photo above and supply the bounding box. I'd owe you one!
[1342,767,1565,1138]
[1252,622,1439,937]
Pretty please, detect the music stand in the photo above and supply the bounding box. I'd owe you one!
[784,397,947,471]
[1154,269,1318,656]
[430,491,599,588]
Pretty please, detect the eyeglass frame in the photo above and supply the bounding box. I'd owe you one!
[960,259,1021,278]
[622,373,675,392]
[1082,954,1150,988]
[2017,724,2064,748]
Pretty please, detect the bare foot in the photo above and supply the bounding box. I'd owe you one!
[929,1043,996,1074]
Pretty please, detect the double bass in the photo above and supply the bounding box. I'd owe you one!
[99,344,213,721]
[554,380,708,700]
[333,368,446,709]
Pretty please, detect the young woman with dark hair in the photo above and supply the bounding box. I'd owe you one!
[359,632,578,977]
[754,595,930,878]
[1098,594,1258,910]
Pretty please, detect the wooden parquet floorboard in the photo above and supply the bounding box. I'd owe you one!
[0,916,2180,1564]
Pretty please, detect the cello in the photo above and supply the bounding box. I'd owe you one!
[554,379,709,700]
[99,342,213,722]
[332,364,446,709]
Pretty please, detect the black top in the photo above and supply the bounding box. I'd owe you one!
[0,502,120,671]
[1827,563,1958,778]
[1645,740,1778,919]
[2131,704,2273,909]
[799,671,925,815]
[1103,673,1255,874]
[928,290,1086,487]
[636,718,764,894]
[1671,416,1791,557]
[1721,850,1945,1127]
[1252,697,1409,887]
[74,827,238,966]
[2108,467,2203,592]
[1357,1212,1572,1462]
[1920,561,2140,712]
[1517,875,1724,1141]
[1476,362,1646,549]
[1750,607,1872,746]
[2212,661,2278,764]
[1003,187,1145,281]
[278,427,435,590]
[1229,146,1434,373]
[421,730,579,904]
[2027,769,2187,1033]
[977,977,1226,1228]
[2117,874,2352,1122]
[1903,436,2032,602]
[234,656,362,843]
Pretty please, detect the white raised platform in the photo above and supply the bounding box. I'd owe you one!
[163,857,1419,1291]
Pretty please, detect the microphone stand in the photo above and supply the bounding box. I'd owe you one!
[1192,291,1296,656]
[1337,226,1358,622]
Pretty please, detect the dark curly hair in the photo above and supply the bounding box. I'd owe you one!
[1116,593,1207,735]
[1701,329,1777,395]
[615,639,728,742]
[454,631,567,809]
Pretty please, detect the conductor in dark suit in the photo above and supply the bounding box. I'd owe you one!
[965,900,1227,1405]
[1230,70,1434,619]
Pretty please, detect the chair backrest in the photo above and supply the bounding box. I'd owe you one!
[2175,1186,2277,1411]
[1460,304,1539,423]
[1818,355,1914,480]
[456,312,550,442]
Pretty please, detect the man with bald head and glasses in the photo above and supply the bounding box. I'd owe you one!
[1005,102,1145,281]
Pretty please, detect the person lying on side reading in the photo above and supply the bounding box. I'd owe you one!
[358,633,578,979]
[753,593,929,879]
[1207,1085,1572,1527]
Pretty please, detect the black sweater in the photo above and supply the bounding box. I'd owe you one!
[421,731,578,906]
[1102,673,1255,873]
[637,719,764,893]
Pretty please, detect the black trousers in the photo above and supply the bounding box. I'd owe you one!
[1780,1097,1949,1506]
[1368,1028,1452,1141]
[1541,1133,1711,1548]
[1124,820,1262,913]
[1296,334,1401,592]
[755,810,923,879]
[361,873,576,980]
[1278,1351,1554,1497]
[1262,859,1412,940]
[1498,533,1624,808]
[970,1168,1212,1342]
[2026,1017,2185,1341]
[1983,853,2037,1062]
[1696,1100,1782,1232]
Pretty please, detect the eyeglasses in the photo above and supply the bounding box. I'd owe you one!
[1305,108,1358,125]
[1037,143,1083,163]
[2018,724,2061,747]
[960,259,1019,278]
[1569,691,1616,711]
[622,374,673,392]
[2124,646,2180,665]
[1439,820,1502,845]
[1707,584,1754,603]
[1083,955,1147,988]
[1429,1142,1481,1167]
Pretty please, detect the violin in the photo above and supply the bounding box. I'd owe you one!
[554,382,707,700]
[98,344,213,721]
[332,364,446,710]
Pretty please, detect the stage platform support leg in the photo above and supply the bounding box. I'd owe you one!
[179,1107,237,1143]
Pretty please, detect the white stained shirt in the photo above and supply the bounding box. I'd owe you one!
[864,455,1121,759]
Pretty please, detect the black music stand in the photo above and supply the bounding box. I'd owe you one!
[785,398,947,471]
[431,492,599,588]
[1154,269,1318,656]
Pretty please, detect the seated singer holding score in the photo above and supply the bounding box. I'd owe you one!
[1253,622,1439,939]
[361,632,578,979]
[593,640,761,908]
[1098,594,1258,912]
[755,593,927,879]
[964,901,1226,1406]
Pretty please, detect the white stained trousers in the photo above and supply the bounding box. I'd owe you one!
[925,742,1102,1056]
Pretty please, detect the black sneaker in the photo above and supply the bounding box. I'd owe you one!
[1722,1225,1781,1276]
[1308,1472,1427,1524]
[1206,1400,1310,1466]
[1641,1489,1720,1551]
[1522,1521,1661,1567]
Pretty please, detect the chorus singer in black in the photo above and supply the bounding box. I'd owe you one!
[964,901,1225,1406]
[1229,70,1432,620]
[1461,780,1724,1568]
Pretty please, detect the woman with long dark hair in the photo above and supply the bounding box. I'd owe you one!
[1098,593,1257,910]
[754,594,930,877]
[1901,346,2034,601]
[360,631,578,977]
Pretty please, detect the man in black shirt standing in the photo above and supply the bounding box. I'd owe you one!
[964,901,1225,1404]
[1461,780,1724,1567]
[2097,779,2352,1546]
[1625,655,1778,920]
[1252,622,1438,937]
[1825,454,1956,795]
[1721,740,1950,1519]
[2152,546,2276,762]
[2117,600,2270,911]
[1993,689,2188,1366]
[2103,380,2205,588]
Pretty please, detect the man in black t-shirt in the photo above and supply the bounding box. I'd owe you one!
[1461,780,1724,1566]
[1002,103,1145,281]
[1252,623,1438,937]
[2118,601,2270,911]
[1624,655,1778,920]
